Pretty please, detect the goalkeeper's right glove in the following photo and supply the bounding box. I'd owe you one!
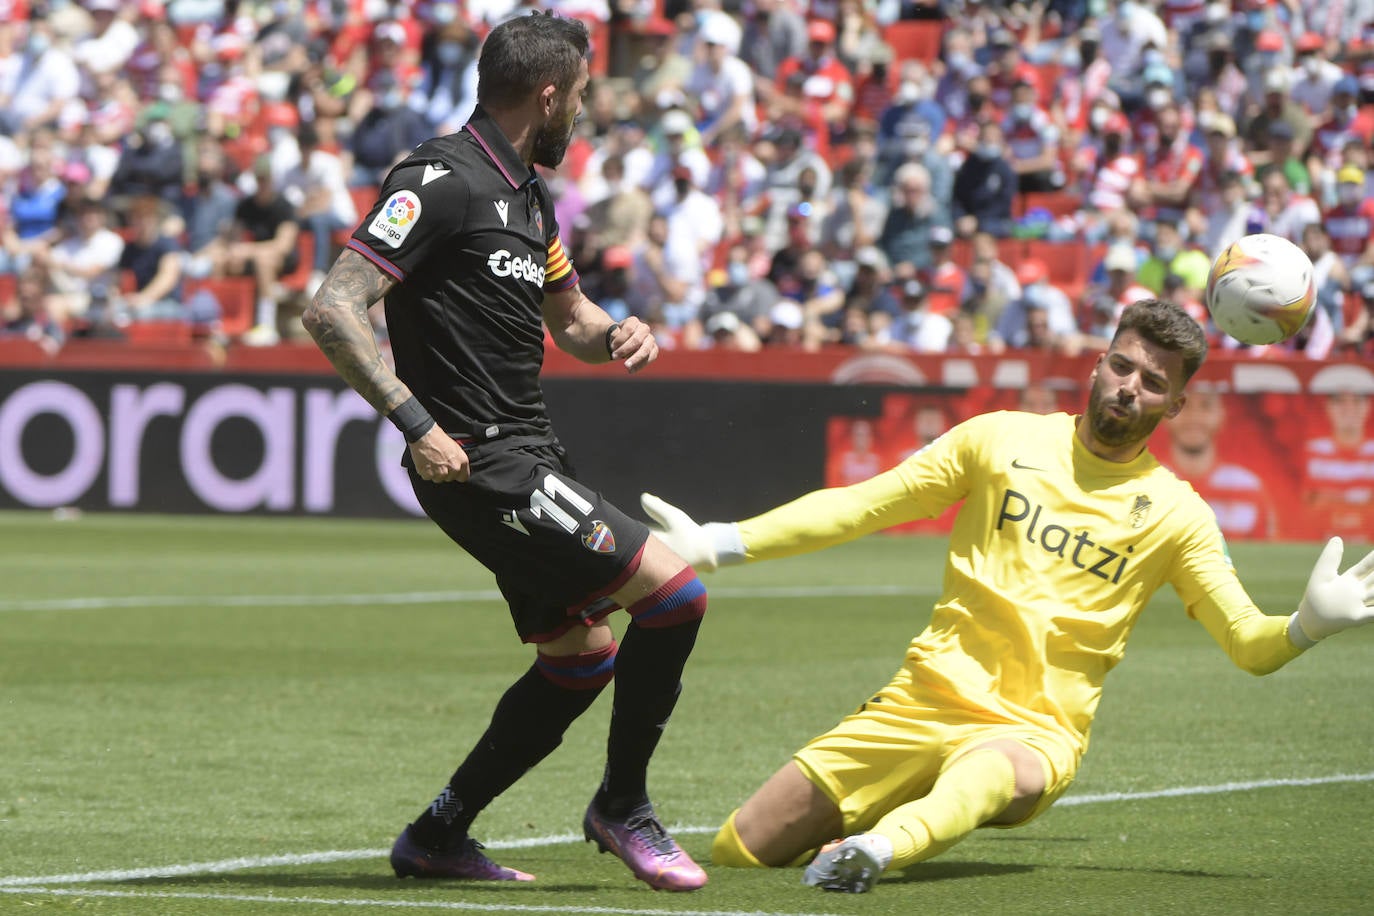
[640,493,747,572]
[1287,537,1374,649]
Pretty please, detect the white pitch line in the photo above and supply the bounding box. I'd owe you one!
[3,773,1371,892]
[0,887,842,916]
[0,585,933,613]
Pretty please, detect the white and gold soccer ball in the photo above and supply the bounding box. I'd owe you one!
[1204,233,1317,345]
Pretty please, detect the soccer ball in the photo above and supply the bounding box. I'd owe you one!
[1204,233,1316,345]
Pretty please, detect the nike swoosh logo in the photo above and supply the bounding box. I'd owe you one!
[422,163,450,185]
[1011,458,1046,471]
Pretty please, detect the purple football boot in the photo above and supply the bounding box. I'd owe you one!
[390,825,535,881]
[582,800,707,891]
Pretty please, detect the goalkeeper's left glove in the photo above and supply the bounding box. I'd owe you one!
[640,492,746,572]
[1288,537,1374,649]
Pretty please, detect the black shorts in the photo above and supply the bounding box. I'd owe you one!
[407,435,651,643]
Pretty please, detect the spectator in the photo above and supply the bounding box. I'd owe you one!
[1082,111,1139,215]
[738,0,807,85]
[114,194,194,325]
[414,16,479,133]
[183,135,241,255]
[108,102,186,210]
[991,259,1078,352]
[880,278,952,353]
[773,19,854,150]
[1138,220,1210,296]
[1002,77,1064,193]
[1308,77,1374,197]
[629,17,692,105]
[73,0,140,82]
[702,308,763,351]
[684,12,756,147]
[2,137,67,267]
[1200,170,1252,260]
[702,241,782,341]
[1324,165,1374,276]
[1254,121,1311,196]
[759,127,831,249]
[951,121,1016,238]
[2,18,81,134]
[196,157,301,346]
[819,156,884,273]
[349,70,432,187]
[279,122,357,295]
[1242,70,1313,160]
[875,61,947,187]
[1289,32,1345,116]
[923,225,967,315]
[1246,169,1321,243]
[1137,102,1204,225]
[627,212,695,335]
[35,195,124,333]
[581,153,654,253]
[644,108,711,205]
[0,264,65,352]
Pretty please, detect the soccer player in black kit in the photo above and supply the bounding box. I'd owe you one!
[302,13,708,892]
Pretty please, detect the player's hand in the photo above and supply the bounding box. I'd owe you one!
[608,316,657,375]
[409,425,470,483]
[1292,537,1374,644]
[641,492,719,571]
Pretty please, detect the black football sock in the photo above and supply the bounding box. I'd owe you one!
[409,645,614,850]
[596,616,702,818]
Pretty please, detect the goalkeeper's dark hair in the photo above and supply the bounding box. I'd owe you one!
[1113,298,1208,383]
[477,12,589,111]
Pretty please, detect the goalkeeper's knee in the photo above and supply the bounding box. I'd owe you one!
[711,810,767,868]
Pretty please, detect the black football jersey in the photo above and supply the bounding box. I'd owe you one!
[346,107,579,442]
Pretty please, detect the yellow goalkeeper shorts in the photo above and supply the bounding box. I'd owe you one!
[792,666,1081,835]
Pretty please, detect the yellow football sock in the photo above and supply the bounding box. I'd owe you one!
[711,809,767,868]
[871,749,1017,870]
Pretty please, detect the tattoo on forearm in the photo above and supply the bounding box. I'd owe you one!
[302,249,406,414]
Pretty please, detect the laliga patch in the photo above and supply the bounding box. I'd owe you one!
[582,520,616,554]
[369,190,422,249]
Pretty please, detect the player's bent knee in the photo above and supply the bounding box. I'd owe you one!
[534,640,617,690]
[626,567,707,628]
[711,810,768,868]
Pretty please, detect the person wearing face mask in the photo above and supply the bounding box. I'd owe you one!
[349,70,433,186]
[5,19,80,134]
[1307,78,1374,196]
[1084,111,1141,214]
[108,104,186,211]
[1321,165,1374,276]
[416,19,479,134]
[1289,33,1344,116]
[951,121,1016,239]
[1137,220,1210,296]
[1138,102,1203,225]
[1001,78,1064,193]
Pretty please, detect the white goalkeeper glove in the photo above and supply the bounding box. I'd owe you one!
[1287,537,1374,649]
[640,492,747,572]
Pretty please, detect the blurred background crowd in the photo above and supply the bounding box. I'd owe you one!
[0,0,1372,359]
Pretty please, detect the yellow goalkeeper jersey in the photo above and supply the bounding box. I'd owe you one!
[737,411,1302,753]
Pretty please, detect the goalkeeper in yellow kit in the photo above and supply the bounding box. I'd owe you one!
[642,299,1374,894]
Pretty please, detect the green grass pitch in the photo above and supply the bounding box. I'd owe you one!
[1,511,1371,915]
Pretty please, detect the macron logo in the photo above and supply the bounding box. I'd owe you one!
[422,163,450,185]
[494,200,509,226]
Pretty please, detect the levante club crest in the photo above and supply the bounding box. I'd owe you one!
[583,521,616,554]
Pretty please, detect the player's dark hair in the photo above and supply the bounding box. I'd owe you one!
[477,13,589,111]
[1114,298,1208,382]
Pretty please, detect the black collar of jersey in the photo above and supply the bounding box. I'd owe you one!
[463,106,536,191]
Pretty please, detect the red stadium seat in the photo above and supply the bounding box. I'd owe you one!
[883,20,944,63]
[279,233,316,293]
[1021,190,1084,219]
[1024,239,1091,300]
[186,276,256,338]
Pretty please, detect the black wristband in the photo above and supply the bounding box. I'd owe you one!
[388,396,436,443]
[604,322,621,359]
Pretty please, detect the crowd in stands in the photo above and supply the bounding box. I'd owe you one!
[0,0,1372,360]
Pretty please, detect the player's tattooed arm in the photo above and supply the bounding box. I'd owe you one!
[301,248,406,413]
